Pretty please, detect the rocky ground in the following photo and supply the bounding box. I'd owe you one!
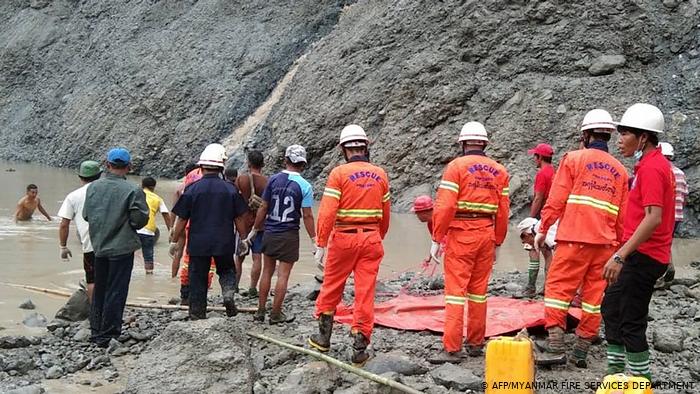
[2,264,699,393]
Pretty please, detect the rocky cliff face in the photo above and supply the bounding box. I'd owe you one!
[2,0,699,234]
[241,0,700,235]
[0,0,347,176]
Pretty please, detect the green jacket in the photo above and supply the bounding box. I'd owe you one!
[83,171,149,257]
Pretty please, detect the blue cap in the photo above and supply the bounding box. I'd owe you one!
[107,148,131,165]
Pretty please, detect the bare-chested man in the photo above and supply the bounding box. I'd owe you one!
[15,184,52,222]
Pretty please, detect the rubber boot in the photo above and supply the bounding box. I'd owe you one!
[535,326,567,366]
[188,303,206,320]
[627,350,651,382]
[571,336,592,368]
[351,331,370,366]
[253,307,265,323]
[606,343,626,374]
[466,344,484,357]
[180,285,190,306]
[308,313,333,352]
[223,290,238,317]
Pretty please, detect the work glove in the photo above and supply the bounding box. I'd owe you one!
[60,246,72,261]
[168,242,179,258]
[244,229,258,245]
[534,232,546,253]
[429,241,441,263]
[314,246,326,270]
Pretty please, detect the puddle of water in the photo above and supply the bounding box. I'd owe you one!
[0,160,698,336]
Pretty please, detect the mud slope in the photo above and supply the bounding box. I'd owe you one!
[245,0,700,234]
[0,0,348,176]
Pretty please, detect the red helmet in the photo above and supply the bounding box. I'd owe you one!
[411,195,434,212]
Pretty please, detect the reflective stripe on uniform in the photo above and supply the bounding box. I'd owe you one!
[544,297,570,311]
[581,302,601,314]
[439,180,459,193]
[336,208,383,218]
[501,187,509,196]
[382,192,391,202]
[456,201,498,213]
[467,293,487,303]
[444,295,466,305]
[323,187,342,199]
[567,194,619,215]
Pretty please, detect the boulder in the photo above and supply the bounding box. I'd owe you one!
[45,365,65,379]
[430,363,482,392]
[0,336,32,349]
[653,325,687,353]
[365,352,427,376]
[54,287,90,322]
[588,55,626,76]
[22,313,48,328]
[276,361,339,394]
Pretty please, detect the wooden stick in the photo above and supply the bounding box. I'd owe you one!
[247,332,424,394]
[0,282,256,313]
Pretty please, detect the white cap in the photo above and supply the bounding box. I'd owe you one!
[285,144,307,164]
[517,217,538,235]
[659,142,674,157]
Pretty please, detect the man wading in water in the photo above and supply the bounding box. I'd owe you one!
[15,184,52,222]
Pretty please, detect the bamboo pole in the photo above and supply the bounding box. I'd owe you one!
[247,332,424,394]
[0,282,256,313]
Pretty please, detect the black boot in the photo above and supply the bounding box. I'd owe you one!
[351,331,370,366]
[180,285,190,306]
[223,290,238,317]
[308,313,333,352]
[188,303,206,320]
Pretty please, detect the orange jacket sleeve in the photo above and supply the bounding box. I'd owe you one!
[380,172,391,239]
[432,161,459,242]
[539,153,573,235]
[316,168,342,248]
[495,173,510,246]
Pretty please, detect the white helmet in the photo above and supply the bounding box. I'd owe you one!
[458,121,489,143]
[517,217,538,235]
[339,124,369,147]
[197,143,227,168]
[616,103,665,134]
[659,142,674,157]
[581,109,616,133]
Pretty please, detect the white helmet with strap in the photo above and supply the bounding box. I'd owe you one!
[581,109,616,133]
[197,143,227,168]
[458,121,488,143]
[339,124,369,147]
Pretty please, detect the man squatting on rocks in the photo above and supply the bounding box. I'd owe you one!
[82,148,149,347]
[170,143,250,319]
[535,109,628,368]
[57,160,103,302]
[430,121,510,362]
[309,125,391,366]
[235,150,268,297]
[601,104,676,381]
[247,145,316,324]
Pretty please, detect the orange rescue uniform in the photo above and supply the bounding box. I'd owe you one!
[315,158,391,340]
[433,151,510,351]
[539,145,628,339]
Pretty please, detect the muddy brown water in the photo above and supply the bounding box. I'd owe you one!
[1,161,698,337]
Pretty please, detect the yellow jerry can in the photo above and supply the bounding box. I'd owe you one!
[594,374,653,394]
[485,335,535,393]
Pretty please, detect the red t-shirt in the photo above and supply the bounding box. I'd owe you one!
[623,148,675,264]
[534,164,554,199]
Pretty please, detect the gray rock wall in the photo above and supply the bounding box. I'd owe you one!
[0,0,348,176]
[242,0,700,234]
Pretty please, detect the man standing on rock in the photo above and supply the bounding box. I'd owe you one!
[522,143,554,298]
[248,145,316,324]
[235,150,268,297]
[309,125,391,366]
[170,143,250,319]
[83,148,148,347]
[601,104,675,382]
[430,122,510,363]
[535,109,628,368]
[57,160,102,302]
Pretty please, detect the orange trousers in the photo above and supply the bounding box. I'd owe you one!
[179,229,216,287]
[315,229,384,340]
[443,227,494,352]
[544,242,614,339]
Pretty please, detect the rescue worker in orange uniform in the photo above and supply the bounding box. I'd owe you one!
[431,121,510,362]
[308,124,391,366]
[535,109,629,367]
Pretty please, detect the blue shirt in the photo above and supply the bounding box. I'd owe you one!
[172,173,248,256]
[262,170,313,233]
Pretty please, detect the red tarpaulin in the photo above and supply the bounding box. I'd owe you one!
[335,294,582,337]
